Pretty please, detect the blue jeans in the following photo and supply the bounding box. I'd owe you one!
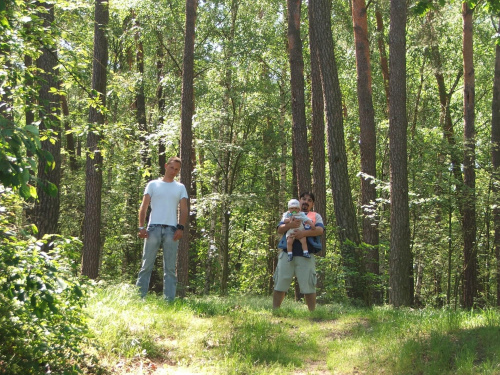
[136,225,179,301]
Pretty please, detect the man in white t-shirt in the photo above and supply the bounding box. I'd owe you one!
[136,157,188,301]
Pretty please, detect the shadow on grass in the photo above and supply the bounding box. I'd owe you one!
[395,326,500,374]
[226,315,319,367]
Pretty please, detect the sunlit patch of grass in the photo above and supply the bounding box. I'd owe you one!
[84,285,500,374]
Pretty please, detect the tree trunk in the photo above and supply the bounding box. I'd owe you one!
[287,0,311,195]
[81,0,109,279]
[352,0,380,304]
[388,0,412,307]
[493,18,500,307]
[308,2,327,258]
[461,1,477,309]
[177,0,197,298]
[311,0,364,301]
[32,1,61,239]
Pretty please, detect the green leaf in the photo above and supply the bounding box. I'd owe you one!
[46,182,58,197]
[19,184,31,199]
[24,125,39,136]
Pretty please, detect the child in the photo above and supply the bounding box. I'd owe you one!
[282,199,315,261]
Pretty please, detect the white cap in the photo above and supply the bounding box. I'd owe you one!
[288,199,300,209]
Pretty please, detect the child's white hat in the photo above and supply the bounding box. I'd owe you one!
[288,199,300,209]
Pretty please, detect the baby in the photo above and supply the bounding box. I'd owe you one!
[282,199,315,261]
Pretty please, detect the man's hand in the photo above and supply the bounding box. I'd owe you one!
[173,229,184,241]
[138,228,148,239]
[292,229,305,240]
[288,216,301,229]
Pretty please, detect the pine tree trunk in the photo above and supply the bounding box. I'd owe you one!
[287,0,311,195]
[81,0,109,278]
[177,0,198,298]
[388,0,412,307]
[32,1,61,240]
[311,0,364,301]
[308,3,327,258]
[352,0,380,303]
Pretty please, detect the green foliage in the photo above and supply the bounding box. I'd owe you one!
[0,120,42,199]
[0,191,90,374]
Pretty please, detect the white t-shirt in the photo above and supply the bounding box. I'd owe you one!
[144,179,188,226]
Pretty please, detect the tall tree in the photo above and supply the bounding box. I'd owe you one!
[307,2,327,258]
[81,0,109,278]
[461,0,477,308]
[287,0,311,194]
[388,0,412,307]
[493,17,500,307]
[351,0,380,303]
[177,0,198,297]
[310,0,364,301]
[31,1,62,239]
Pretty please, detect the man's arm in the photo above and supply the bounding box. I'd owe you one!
[277,217,300,234]
[174,197,188,241]
[138,194,151,227]
[178,197,188,226]
[294,225,323,240]
[138,194,151,238]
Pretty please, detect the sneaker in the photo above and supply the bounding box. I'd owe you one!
[287,253,293,262]
[303,252,311,258]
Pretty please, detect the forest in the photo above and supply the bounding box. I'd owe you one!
[1,0,500,371]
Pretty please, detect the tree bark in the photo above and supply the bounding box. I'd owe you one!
[32,1,61,239]
[81,0,109,279]
[177,0,198,298]
[308,2,327,258]
[352,0,380,303]
[461,1,477,309]
[287,0,311,195]
[388,0,412,307]
[311,0,364,301]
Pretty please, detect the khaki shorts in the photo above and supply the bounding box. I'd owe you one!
[273,251,317,294]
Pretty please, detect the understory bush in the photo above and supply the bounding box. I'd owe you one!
[0,192,91,374]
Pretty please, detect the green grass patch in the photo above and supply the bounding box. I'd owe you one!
[83,285,500,374]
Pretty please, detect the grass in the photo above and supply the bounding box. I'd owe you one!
[82,284,500,374]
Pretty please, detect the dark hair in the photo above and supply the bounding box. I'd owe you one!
[300,191,315,202]
[167,156,182,165]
